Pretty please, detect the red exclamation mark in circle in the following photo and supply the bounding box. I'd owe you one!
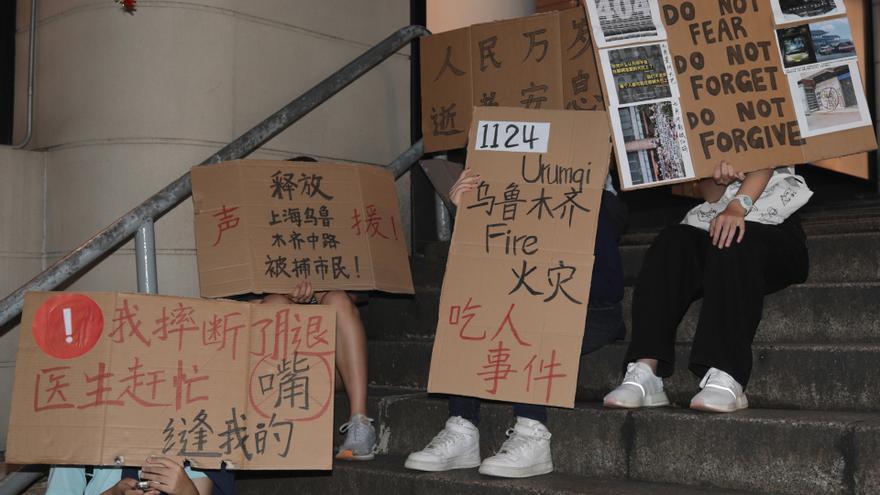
[32,293,104,359]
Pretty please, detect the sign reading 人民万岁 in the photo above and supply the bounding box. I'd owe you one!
[420,7,605,153]
[427,106,612,408]
[7,291,336,469]
[585,0,876,189]
[191,160,414,298]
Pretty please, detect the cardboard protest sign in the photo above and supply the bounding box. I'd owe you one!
[427,107,611,408]
[191,160,413,298]
[585,0,877,190]
[420,7,605,153]
[7,291,336,470]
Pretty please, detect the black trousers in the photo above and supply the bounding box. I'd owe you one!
[624,218,808,387]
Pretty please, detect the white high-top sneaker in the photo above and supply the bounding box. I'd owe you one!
[603,361,670,408]
[404,416,481,471]
[690,367,748,413]
[478,417,553,478]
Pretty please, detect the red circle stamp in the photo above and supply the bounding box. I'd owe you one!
[32,293,104,359]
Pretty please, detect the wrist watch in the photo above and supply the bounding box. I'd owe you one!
[732,194,753,214]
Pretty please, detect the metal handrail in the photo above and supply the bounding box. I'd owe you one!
[0,25,430,328]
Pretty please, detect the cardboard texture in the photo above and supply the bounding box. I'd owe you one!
[420,7,605,153]
[427,107,611,408]
[7,291,336,470]
[191,160,414,298]
[586,0,877,190]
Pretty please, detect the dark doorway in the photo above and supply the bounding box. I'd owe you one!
[0,1,15,145]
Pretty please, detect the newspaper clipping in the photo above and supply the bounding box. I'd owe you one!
[585,0,667,47]
[776,17,871,137]
[771,0,847,26]
[610,99,694,187]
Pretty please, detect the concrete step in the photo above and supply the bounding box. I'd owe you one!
[323,388,880,495]
[234,454,762,494]
[366,341,880,411]
[361,283,880,345]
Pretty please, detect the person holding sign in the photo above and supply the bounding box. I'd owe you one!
[604,162,811,412]
[46,456,212,495]
[260,281,376,460]
[405,168,627,478]
[236,155,377,461]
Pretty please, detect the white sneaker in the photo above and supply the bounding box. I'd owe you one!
[404,416,481,471]
[603,361,670,408]
[478,417,553,478]
[690,367,748,413]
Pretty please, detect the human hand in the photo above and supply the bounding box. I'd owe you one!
[102,478,144,495]
[139,456,199,495]
[286,281,314,303]
[449,168,480,208]
[713,160,746,186]
[709,201,746,248]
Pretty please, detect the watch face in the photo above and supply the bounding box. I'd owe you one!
[738,196,753,208]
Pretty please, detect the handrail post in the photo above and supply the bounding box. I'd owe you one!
[433,154,453,242]
[135,220,158,294]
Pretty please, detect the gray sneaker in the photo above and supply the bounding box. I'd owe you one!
[336,414,377,461]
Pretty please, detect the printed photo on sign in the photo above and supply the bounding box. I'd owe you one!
[474,121,552,153]
[771,0,846,25]
[585,0,667,48]
[787,59,871,137]
[776,18,856,71]
[599,42,677,107]
[612,100,695,188]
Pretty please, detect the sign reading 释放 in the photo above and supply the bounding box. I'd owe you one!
[191,160,414,298]
[7,291,336,469]
[585,0,877,190]
[420,7,605,153]
[427,107,611,408]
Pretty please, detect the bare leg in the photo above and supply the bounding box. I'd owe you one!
[319,291,368,417]
[260,294,287,305]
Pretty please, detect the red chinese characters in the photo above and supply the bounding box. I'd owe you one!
[213,205,241,246]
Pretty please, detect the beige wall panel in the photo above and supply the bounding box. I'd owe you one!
[24,7,236,149]
[233,0,411,53]
[0,256,43,297]
[43,144,210,253]
[232,21,411,165]
[427,0,535,32]
[0,150,44,253]
[47,251,199,297]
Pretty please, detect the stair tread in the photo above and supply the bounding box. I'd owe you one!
[236,454,765,494]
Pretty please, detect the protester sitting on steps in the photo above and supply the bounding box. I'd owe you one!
[604,161,812,413]
[45,455,212,495]
[232,155,377,461]
[405,167,627,478]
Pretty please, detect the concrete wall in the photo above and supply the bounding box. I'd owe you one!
[0,0,411,448]
[0,148,45,450]
[426,0,535,32]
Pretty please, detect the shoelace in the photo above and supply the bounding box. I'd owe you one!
[339,417,374,444]
[496,426,550,459]
[621,362,649,397]
[424,427,467,453]
[699,369,738,400]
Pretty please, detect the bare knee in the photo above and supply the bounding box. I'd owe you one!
[261,293,290,305]
[321,291,359,318]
